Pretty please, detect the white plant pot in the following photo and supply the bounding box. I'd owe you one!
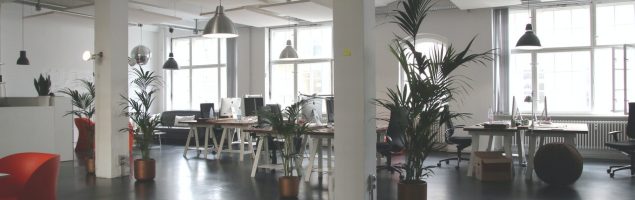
[37,96,51,106]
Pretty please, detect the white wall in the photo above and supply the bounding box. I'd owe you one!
[0,2,164,114]
[374,8,494,128]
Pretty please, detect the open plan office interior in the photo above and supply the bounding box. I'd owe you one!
[0,0,634,199]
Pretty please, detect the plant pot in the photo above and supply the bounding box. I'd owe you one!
[37,96,50,106]
[134,159,155,181]
[278,176,300,198]
[86,158,95,174]
[398,181,427,200]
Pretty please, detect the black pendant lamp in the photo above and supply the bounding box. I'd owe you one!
[163,27,179,70]
[17,3,29,65]
[515,24,542,50]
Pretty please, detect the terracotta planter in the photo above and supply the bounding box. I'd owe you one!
[398,181,427,200]
[134,159,155,181]
[86,158,95,174]
[278,176,300,198]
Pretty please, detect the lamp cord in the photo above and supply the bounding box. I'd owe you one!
[21,2,24,50]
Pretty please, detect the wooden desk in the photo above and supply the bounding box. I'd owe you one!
[463,125,517,177]
[182,117,258,161]
[525,123,588,179]
[243,125,387,179]
[464,123,588,179]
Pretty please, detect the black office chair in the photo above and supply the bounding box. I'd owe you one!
[377,108,408,175]
[437,105,471,169]
[605,102,635,178]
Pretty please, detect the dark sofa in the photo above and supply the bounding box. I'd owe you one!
[155,110,207,145]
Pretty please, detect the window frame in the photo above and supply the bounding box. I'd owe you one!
[165,36,227,111]
[267,24,334,106]
[505,2,634,115]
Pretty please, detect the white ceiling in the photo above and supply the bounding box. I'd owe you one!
[450,0,521,10]
[14,0,557,28]
[260,1,333,23]
[225,7,296,27]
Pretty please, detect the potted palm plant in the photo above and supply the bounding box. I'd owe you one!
[33,73,52,106]
[258,100,310,198]
[375,0,492,199]
[59,79,96,173]
[121,66,161,181]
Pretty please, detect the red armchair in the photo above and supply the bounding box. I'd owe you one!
[74,118,95,154]
[0,153,60,200]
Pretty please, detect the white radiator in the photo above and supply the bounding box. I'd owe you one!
[538,120,628,151]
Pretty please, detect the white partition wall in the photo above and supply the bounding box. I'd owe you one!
[0,97,73,161]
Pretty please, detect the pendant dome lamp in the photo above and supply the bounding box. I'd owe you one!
[16,3,29,65]
[279,16,298,60]
[163,27,179,70]
[202,0,238,38]
[516,1,541,50]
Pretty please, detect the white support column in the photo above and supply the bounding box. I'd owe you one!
[333,0,376,199]
[94,0,129,178]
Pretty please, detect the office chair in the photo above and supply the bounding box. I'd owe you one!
[605,102,635,178]
[377,107,408,176]
[436,105,471,169]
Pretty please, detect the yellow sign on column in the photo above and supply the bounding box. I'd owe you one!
[343,48,352,56]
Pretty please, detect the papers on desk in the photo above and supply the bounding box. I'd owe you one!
[483,121,510,129]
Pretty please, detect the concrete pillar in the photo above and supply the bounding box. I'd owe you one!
[94,0,129,178]
[333,0,376,199]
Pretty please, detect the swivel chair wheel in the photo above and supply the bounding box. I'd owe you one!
[610,173,615,178]
[607,169,611,174]
[437,163,442,167]
[445,160,450,164]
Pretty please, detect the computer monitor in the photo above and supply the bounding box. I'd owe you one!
[200,103,215,119]
[325,97,334,124]
[243,97,264,117]
[219,98,242,118]
[300,97,323,124]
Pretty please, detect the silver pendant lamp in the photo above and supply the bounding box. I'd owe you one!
[130,24,152,66]
[202,0,238,38]
[279,16,298,60]
[163,27,179,70]
[16,3,29,65]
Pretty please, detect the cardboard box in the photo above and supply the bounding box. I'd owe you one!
[473,151,512,181]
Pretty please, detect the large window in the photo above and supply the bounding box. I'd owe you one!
[165,37,227,110]
[398,34,447,86]
[507,2,635,114]
[268,25,333,107]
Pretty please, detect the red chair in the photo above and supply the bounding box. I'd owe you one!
[0,153,60,200]
[74,118,95,154]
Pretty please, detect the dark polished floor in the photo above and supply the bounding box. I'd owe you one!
[57,145,635,200]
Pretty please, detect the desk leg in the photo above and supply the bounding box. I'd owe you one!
[251,136,264,177]
[239,129,245,161]
[217,128,227,159]
[487,135,494,151]
[516,131,526,166]
[193,127,200,157]
[211,128,219,152]
[504,135,513,172]
[249,133,255,160]
[203,127,210,159]
[183,128,194,158]
[467,134,480,177]
[565,136,575,147]
[327,138,332,172]
[527,134,537,180]
[318,138,324,179]
[304,138,319,182]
